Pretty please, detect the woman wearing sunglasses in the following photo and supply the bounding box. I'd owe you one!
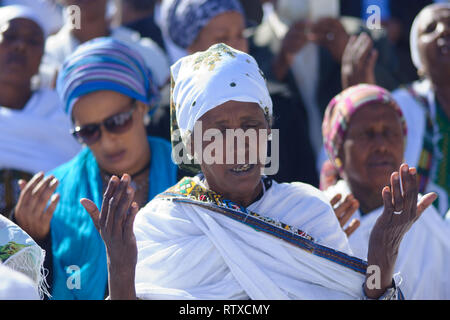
[13,38,178,300]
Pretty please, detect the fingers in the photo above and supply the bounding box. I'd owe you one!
[100,176,119,228]
[80,198,101,231]
[18,179,27,191]
[329,194,342,207]
[390,171,404,213]
[344,218,360,237]
[123,202,139,242]
[338,196,360,227]
[397,164,418,221]
[20,172,44,204]
[33,176,59,216]
[106,174,131,236]
[416,192,438,220]
[113,180,135,236]
[44,193,60,219]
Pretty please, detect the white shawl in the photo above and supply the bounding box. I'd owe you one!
[0,88,81,174]
[0,264,40,300]
[324,180,450,299]
[134,178,376,300]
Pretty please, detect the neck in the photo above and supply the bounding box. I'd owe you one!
[204,179,263,208]
[433,82,450,119]
[0,82,32,110]
[70,16,109,44]
[346,179,383,214]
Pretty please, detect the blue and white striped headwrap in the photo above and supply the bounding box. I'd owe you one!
[167,0,244,49]
[57,37,160,116]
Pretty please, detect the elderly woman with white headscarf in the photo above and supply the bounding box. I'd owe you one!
[81,43,438,300]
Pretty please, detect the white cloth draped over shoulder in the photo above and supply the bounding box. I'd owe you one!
[0,88,81,174]
[134,177,381,300]
[0,264,40,300]
[324,179,450,299]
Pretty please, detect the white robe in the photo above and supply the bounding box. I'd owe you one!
[0,88,81,174]
[324,180,450,299]
[0,264,40,300]
[134,177,385,300]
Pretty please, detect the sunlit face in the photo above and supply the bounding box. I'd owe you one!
[340,103,405,195]
[195,101,270,203]
[416,5,450,82]
[188,11,248,54]
[0,18,44,86]
[72,90,150,176]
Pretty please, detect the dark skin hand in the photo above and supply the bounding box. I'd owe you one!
[81,174,138,300]
[341,33,378,89]
[329,193,360,237]
[272,20,312,81]
[310,17,350,63]
[363,164,437,298]
[14,172,60,241]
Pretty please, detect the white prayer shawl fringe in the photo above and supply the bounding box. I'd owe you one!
[324,180,450,299]
[135,180,371,300]
[0,89,81,173]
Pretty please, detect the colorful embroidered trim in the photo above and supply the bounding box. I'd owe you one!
[158,177,368,275]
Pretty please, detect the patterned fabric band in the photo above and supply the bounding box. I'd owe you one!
[157,176,369,275]
[167,0,244,49]
[57,37,160,117]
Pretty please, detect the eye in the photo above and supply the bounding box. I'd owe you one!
[424,21,437,34]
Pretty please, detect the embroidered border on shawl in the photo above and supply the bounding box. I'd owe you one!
[157,178,368,275]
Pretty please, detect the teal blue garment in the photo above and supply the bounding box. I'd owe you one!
[49,136,177,300]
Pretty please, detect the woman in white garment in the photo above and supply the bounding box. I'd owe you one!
[0,5,80,217]
[322,83,450,299]
[339,3,450,218]
[81,43,437,300]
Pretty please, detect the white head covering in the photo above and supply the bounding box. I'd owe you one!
[0,5,49,38]
[170,43,272,139]
[410,2,450,72]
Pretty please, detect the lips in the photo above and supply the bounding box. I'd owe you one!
[437,37,450,56]
[230,163,256,175]
[105,150,126,163]
[5,53,26,67]
[367,155,396,169]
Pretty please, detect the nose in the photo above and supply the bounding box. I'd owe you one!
[10,37,27,53]
[98,126,120,150]
[437,20,450,37]
[371,133,388,153]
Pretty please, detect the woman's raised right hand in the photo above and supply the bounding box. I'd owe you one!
[14,172,60,241]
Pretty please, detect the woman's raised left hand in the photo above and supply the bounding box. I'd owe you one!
[364,163,437,299]
[81,174,138,300]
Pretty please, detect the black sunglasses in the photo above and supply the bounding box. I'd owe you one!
[71,100,137,145]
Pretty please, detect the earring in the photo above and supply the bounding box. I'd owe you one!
[143,113,151,126]
[334,157,342,168]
